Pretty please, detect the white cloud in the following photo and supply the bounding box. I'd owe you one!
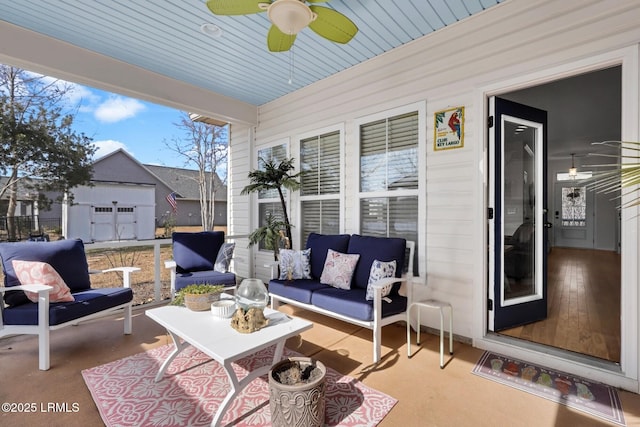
[94,96,146,123]
[92,140,132,159]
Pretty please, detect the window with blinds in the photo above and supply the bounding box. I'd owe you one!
[360,112,418,192]
[256,143,288,251]
[359,110,420,275]
[299,130,341,247]
[257,202,285,250]
[257,144,287,200]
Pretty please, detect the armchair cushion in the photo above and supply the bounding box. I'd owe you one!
[174,270,236,292]
[172,231,225,273]
[214,242,235,273]
[12,260,75,303]
[2,287,133,326]
[0,239,91,306]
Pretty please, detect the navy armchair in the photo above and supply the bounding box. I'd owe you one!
[0,239,139,370]
[164,231,237,297]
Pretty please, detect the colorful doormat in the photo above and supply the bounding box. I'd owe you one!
[82,344,396,427]
[472,351,625,426]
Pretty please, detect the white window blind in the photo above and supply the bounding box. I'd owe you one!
[359,109,420,275]
[301,199,340,244]
[258,144,287,200]
[257,202,285,250]
[360,112,418,192]
[301,131,340,196]
[299,130,341,247]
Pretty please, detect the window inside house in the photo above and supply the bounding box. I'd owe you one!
[561,186,587,227]
[300,130,340,246]
[359,111,419,274]
[257,144,287,250]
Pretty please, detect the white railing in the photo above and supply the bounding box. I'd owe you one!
[86,238,171,303]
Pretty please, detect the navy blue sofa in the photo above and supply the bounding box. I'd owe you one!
[269,233,414,363]
[0,239,138,370]
[164,231,237,297]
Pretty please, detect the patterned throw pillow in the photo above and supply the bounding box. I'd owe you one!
[279,248,312,280]
[319,249,360,290]
[366,259,397,301]
[214,242,235,273]
[12,260,75,303]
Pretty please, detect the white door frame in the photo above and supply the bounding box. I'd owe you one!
[474,46,639,392]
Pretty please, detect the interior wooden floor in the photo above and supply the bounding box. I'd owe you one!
[2,302,640,427]
[501,247,621,362]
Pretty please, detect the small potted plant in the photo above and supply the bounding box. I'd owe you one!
[171,284,225,311]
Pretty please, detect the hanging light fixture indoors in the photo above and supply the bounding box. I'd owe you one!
[569,153,578,177]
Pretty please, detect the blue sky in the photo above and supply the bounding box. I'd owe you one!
[64,81,194,168]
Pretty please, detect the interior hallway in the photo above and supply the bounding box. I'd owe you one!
[501,247,621,362]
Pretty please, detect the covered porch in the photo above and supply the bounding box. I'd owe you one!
[3,0,640,424]
[3,306,640,426]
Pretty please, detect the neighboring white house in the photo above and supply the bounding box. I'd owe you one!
[60,149,227,242]
[62,182,155,242]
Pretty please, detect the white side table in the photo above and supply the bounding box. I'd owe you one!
[407,299,453,368]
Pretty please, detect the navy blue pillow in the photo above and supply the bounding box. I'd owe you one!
[347,235,406,290]
[0,239,91,306]
[172,231,225,273]
[305,233,351,279]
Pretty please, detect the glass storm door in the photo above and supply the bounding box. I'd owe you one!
[489,97,549,331]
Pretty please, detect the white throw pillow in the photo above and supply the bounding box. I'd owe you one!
[319,249,360,290]
[366,259,397,301]
[278,248,312,280]
[214,242,235,273]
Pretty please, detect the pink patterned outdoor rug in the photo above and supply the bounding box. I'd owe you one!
[472,351,625,426]
[82,344,396,426]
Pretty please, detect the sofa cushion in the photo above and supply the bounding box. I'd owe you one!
[2,287,133,326]
[311,287,408,322]
[269,279,328,305]
[365,259,397,301]
[12,260,75,303]
[0,239,91,306]
[278,248,312,280]
[214,242,235,273]
[173,231,225,273]
[347,235,406,290]
[174,270,236,292]
[319,249,360,290]
[305,233,350,279]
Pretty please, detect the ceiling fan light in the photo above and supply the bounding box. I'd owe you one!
[268,0,314,35]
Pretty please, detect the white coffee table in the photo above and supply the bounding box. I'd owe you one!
[146,301,313,427]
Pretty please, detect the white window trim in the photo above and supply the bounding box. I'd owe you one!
[354,101,427,277]
[295,123,345,245]
[254,138,290,253]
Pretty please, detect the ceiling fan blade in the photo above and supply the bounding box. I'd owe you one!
[308,6,358,44]
[206,0,268,15]
[267,25,296,52]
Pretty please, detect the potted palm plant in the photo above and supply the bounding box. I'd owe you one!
[241,157,302,258]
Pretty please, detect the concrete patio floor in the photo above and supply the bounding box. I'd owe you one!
[2,303,640,427]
